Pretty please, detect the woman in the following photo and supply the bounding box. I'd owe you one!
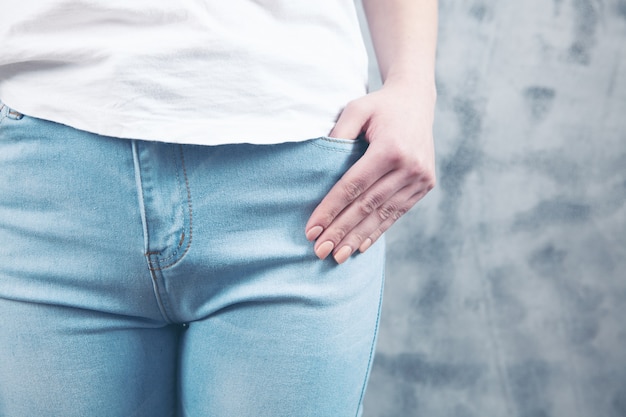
[0,0,437,415]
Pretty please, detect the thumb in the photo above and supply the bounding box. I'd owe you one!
[329,99,371,140]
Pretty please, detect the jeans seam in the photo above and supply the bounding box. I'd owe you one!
[148,145,193,271]
[132,140,173,323]
[0,104,6,126]
[354,264,385,417]
[144,148,185,265]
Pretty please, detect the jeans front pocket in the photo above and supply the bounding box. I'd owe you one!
[310,134,367,154]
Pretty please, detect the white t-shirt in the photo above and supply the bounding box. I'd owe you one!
[0,0,369,145]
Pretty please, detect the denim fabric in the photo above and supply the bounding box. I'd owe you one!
[0,103,385,417]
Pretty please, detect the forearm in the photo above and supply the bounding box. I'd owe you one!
[362,0,438,93]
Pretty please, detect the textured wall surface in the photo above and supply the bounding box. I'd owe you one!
[360,1,626,416]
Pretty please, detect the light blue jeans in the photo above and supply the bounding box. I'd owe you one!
[0,102,385,417]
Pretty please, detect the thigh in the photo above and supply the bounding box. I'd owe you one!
[0,298,179,417]
[178,246,385,417]
[176,138,386,417]
[0,104,176,416]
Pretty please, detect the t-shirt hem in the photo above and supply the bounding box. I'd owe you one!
[0,94,343,146]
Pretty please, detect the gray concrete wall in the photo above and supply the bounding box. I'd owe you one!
[359,1,626,416]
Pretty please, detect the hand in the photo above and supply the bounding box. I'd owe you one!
[305,82,437,263]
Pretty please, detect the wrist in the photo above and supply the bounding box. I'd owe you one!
[381,73,437,103]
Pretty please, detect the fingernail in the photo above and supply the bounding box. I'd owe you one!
[306,226,324,241]
[359,238,373,253]
[315,241,335,260]
[334,246,353,264]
